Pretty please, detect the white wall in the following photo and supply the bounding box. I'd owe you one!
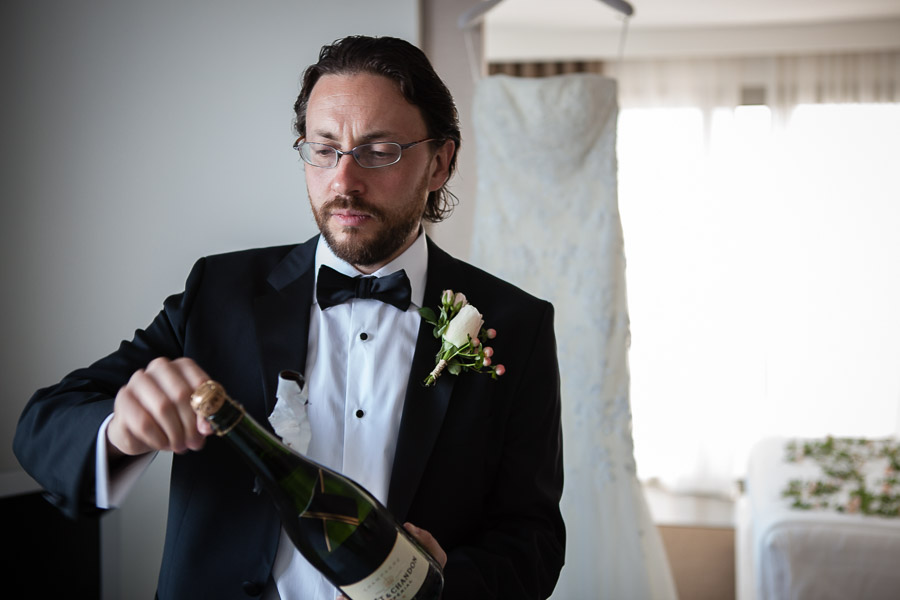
[421,0,484,261]
[486,17,900,61]
[1,1,419,597]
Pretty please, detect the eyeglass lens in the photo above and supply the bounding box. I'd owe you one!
[299,142,402,168]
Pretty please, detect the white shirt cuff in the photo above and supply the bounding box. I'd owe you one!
[95,413,156,509]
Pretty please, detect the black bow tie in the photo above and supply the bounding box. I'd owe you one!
[316,265,412,311]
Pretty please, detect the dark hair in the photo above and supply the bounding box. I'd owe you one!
[293,35,460,223]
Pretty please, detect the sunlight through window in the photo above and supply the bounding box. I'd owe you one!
[620,102,900,494]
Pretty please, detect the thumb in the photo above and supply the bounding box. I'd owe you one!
[196,414,214,437]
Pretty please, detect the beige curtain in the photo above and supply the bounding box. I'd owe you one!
[771,51,900,106]
[493,51,900,109]
[488,60,604,78]
[603,50,900,111]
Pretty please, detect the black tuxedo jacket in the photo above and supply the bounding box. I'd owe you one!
[14,236,565,599]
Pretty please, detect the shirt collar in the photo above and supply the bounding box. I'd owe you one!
[313,230,428,309]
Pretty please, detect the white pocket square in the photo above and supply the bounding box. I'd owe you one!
[268,369,312,454]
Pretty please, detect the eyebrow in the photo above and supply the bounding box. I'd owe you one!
[311,129,400,145]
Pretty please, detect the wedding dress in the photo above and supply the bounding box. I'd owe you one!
[470,74,678,599]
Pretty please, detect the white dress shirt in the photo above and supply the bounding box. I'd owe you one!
[269,233,426,599]
[97,232,428,600]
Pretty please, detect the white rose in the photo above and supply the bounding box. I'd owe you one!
[444,304,484,348]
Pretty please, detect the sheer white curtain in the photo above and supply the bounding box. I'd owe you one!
[605,51,900,495]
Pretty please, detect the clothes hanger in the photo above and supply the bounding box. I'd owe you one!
[458,0,633,30]
[458,0,635,81]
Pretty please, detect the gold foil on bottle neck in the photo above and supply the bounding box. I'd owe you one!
[191,380,245,436]
[190,380,227,417]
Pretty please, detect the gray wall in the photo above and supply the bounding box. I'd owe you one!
[1,1,421,597]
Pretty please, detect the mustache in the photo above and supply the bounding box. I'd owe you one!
[322,195,383,219]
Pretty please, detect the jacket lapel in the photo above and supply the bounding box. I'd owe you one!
[387,240,458,520]
[252,237,318,417]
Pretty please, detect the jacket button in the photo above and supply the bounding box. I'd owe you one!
[242,580,264,596]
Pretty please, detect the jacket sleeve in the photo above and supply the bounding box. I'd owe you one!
[12,258,207,519]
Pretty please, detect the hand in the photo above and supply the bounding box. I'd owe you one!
[404,522,447,569]
[107,357,212,457]
[337,523,447,600]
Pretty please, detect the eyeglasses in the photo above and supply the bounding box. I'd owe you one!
[293,138,437,169]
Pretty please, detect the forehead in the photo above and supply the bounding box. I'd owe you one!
[306,72,426,139]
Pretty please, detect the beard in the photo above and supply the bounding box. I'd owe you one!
[311,174,428,269]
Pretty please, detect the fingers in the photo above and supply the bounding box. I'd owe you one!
[107,357,211,456]
[404,522,447,569]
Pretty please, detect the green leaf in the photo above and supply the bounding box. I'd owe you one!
[419,307,438,324]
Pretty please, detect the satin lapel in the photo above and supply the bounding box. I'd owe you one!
[252,237,318,418]
[387,240,458,520]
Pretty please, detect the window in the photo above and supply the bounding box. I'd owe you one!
[619,101,900,494]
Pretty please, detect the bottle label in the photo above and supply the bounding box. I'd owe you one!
[339,532,428,600]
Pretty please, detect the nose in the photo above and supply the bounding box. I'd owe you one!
[329,153,366,197]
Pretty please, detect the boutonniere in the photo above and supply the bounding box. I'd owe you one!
[418,290,505,386]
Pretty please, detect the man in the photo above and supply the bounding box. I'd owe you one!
[14,36,564,599]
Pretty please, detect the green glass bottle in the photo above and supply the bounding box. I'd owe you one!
[190,380,444,600]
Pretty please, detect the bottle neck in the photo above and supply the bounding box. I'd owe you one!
[205,392,247,437]
[192,380,282,450]
[190,380,318,510]
[206,395,295,469]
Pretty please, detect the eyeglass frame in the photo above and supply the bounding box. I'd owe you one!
[292,137,440,169]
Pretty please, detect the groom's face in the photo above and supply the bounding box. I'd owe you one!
[303,72,452,273]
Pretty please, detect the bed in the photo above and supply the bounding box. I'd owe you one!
[736,436,900,600]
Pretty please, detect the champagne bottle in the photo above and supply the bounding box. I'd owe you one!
[190,380,444,600]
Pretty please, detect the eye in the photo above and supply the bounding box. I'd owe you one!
[359,143,399,163]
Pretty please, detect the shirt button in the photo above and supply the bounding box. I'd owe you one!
[355,409,365,418]
[359,332,369,341]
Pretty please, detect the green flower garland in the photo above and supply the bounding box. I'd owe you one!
[781,436,900,517]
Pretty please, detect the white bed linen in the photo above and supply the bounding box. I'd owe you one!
[737,436,900,600]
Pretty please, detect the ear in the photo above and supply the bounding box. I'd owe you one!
[427,140,456,193]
